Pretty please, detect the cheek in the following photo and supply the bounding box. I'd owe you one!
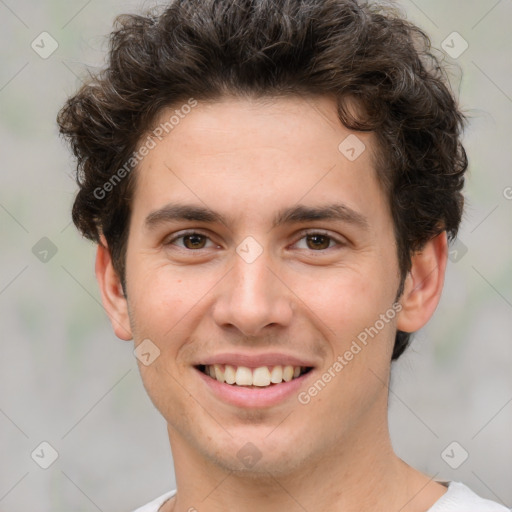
[293,264,396,338]
[126,263,220,378]
[128,272,196,414]
[127,261,208,331]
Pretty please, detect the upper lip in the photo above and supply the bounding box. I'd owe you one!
[195,352,317,369]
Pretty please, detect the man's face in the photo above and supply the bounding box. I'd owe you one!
[123,95,402,474]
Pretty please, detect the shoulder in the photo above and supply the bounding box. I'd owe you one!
[131,490,177,512]
[429,481,510,512]
[129,484,510,512]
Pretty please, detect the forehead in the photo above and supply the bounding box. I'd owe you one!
[131,95,388,229]
[147,94,374,164]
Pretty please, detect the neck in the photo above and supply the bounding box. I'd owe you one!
[164,400,443,512]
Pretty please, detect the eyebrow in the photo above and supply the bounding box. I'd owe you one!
[144,203,227,230]
[144,202,369,231]
[272,203,369,230]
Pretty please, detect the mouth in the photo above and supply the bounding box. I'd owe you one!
[195,364,313,388]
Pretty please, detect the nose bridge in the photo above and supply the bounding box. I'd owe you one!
[234,252,272,304]
[213,244,292,335]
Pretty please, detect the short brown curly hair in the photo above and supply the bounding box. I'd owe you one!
[57,0,467,360]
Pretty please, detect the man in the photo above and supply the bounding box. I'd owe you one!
[57,0,509,510]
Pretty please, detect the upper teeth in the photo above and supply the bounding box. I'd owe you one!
[204,364,304,387]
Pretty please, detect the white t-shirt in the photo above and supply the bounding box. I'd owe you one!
[132,481,510,511]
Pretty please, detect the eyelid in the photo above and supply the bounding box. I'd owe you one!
[163,228,347,251]
[292,229,348,248]
[164,229,218,248]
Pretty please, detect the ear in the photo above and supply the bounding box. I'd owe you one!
[396,231,448,333]
[95,236,133,341]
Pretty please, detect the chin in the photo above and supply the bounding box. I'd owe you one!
[206,448,311,478]
[191,428,315,479]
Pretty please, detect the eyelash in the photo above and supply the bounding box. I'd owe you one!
[165,230,219,250]
[164,229,345,251]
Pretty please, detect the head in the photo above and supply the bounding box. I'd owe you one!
[58,0,467,476]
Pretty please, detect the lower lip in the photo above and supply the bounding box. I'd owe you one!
[196,368,312,408]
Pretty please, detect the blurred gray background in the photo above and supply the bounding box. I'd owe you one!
[1,0,511,510]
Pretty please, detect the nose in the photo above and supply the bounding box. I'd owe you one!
[211,248,294,337]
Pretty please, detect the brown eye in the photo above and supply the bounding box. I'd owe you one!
[165,231,218,251]
[305,234,332,250]
[182,234,207,249]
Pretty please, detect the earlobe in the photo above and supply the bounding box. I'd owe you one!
[396,231,448,334]
[95,237,133,341]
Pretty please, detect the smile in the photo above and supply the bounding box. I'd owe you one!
[197,364,312,387]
